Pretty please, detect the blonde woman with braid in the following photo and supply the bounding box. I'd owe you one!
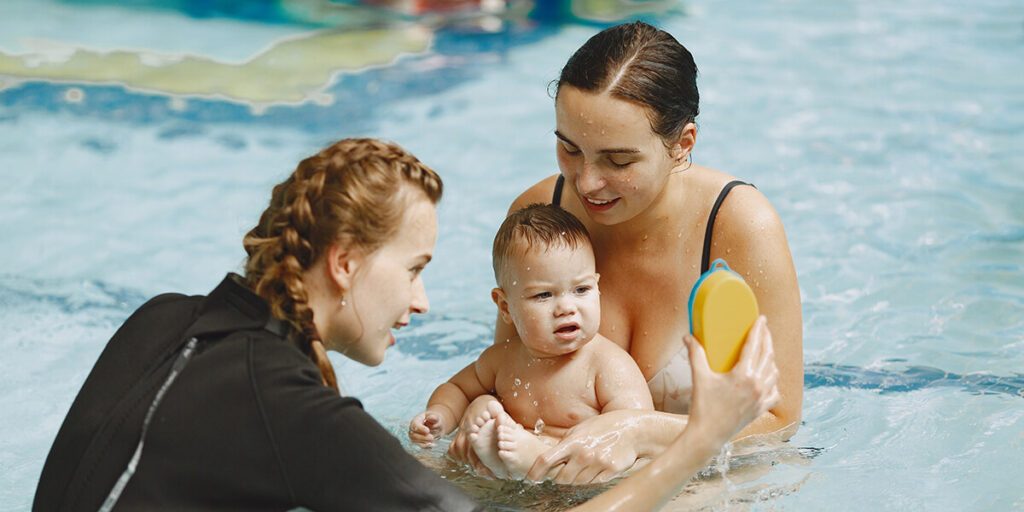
[34,138,778,511]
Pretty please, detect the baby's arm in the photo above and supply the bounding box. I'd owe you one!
[594,341,655,413]
[409,347,499,447]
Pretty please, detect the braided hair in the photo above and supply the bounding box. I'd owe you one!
[242,138,442,391]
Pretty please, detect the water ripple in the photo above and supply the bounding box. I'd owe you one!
[806,363,1024,398]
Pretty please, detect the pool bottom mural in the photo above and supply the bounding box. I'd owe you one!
[0,0,680,112]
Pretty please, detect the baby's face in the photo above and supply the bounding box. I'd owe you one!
[499,243,600,358]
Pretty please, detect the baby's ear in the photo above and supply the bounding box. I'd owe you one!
[491,288,513,324]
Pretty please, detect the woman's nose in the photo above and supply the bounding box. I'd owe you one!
[410,277,430,315]
[575,161,605,195]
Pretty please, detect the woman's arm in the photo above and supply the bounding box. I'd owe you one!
[529,317,780,485]
[715,186,803,438]
[566,321,780,511]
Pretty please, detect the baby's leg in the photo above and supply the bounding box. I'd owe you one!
[494,406,556,480]
[467,402,510,479]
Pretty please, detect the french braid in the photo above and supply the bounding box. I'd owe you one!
[243,138,442,391]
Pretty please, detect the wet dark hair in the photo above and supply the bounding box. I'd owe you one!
[492,204,592,288]
[556,21,699,145]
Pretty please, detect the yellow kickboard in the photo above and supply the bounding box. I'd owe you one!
[689,259,759,372]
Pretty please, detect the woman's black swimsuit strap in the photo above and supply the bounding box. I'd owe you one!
[551,174,753,274]
[552,174,565,207]
[701,180,755,273]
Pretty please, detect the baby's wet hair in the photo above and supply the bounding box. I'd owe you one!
[492,203,592,288]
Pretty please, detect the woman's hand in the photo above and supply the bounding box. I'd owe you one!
[685,315,781,445]
[446,394,499,477]
[525,410,650,484]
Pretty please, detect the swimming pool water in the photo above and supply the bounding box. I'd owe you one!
[2,0,1022,510]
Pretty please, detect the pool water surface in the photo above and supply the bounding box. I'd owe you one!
[1,0,1022,510]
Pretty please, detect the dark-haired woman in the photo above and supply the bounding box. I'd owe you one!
[34,138,778,511]
[450,21,804,484]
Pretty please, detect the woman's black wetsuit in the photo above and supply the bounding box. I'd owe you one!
[34,274,480,512]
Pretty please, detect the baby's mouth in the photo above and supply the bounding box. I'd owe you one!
[554,323,581,339]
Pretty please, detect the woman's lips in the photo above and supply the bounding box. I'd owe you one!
[582,196,619,213]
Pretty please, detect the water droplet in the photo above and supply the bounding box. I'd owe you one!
[642,234,648,241]
[512,280,517,286]
[513,391,518,398]
[726,248,732,254]
[514,378,521,387]
[586,381,592,388]
[526,266,531,271]
[532,401,539,407]
[533,419,545,435]
[525,382,531,390]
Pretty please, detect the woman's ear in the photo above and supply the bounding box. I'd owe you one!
[491,288,513,325]
[325,242,360,296]
[672,122,697,160]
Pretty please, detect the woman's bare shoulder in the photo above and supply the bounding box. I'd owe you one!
[716,180,785,243]
[688,165,778,229]
[509,174,562,213]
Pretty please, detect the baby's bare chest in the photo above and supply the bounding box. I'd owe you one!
[493,361,600,431]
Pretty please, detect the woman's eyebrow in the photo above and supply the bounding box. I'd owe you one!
[554,130,640,154]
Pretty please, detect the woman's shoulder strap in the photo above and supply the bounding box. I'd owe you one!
[551,174,565,207]
[701,180,755,273]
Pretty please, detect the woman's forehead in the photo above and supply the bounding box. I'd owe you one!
[555,87,655,145]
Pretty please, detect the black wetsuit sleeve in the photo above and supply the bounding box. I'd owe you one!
[250,340,481,512]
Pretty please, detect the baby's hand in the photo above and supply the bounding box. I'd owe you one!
[409,411,446,448]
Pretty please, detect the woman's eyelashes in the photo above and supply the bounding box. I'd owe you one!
[608,156,635,168]
[558,140,581,155]
[558,142,634,169]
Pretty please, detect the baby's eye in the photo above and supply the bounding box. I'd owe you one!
[574,286,592,295]
[533,292,553,300]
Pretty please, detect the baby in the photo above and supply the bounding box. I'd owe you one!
[408,203,653,480]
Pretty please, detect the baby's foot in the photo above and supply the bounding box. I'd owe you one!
[495,407,552,480]
[468,411,508,479]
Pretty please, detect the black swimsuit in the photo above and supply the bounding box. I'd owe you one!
[550,174,753,272]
